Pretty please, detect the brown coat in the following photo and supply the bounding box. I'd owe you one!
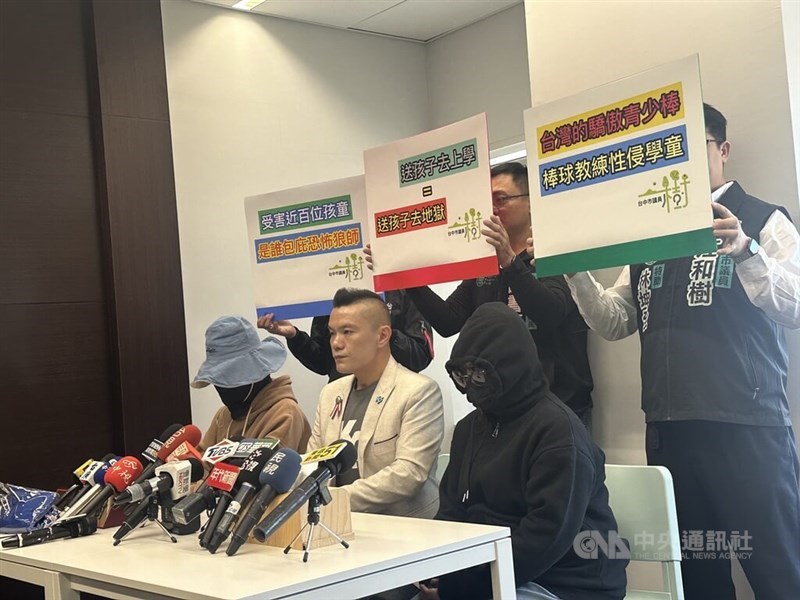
[198,375,311,453]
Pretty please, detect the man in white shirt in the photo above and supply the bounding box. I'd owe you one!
[566,103,800,598]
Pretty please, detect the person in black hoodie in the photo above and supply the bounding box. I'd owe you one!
[422,302,626,600]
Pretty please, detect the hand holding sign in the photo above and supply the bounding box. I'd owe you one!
[711,201,748,257]
[363,244,374,272]
[257,314,297,339]
[481,215,517,268]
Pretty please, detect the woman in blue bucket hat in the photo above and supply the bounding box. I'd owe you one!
[192,316,311,453]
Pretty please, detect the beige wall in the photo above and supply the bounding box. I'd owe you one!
[162,0,534,448]
[427,3,531,149]
[161,0,431,429]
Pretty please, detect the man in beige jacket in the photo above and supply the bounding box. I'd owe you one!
[308,288,444,519]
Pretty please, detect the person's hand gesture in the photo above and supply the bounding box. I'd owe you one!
[712,201,750,257]
[363,244,374,271]
[418,578,440,600]
[482,215,516,268]
[257,314,297,339]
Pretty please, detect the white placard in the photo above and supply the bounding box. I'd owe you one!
[364,114,497,291]
[524,55,716,276]
[245,176,370,319]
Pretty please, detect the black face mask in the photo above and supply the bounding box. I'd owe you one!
[215,375,272,421]
[215,384,255,421]
[449,360,502,412]
[464,380,499,410]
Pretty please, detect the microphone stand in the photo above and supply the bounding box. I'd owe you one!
[113,491,176,546]
[282,482,349,563]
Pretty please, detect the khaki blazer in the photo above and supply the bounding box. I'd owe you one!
[309,357,444,518]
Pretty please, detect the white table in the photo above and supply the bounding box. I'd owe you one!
[0,513,516,599]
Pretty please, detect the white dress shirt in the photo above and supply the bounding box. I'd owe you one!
[566,181,800,337]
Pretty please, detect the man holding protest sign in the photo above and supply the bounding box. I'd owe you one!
[400,162,595,428]
[566,103,800,598]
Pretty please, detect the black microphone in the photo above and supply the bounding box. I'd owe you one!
[198,460,243,548]
[171,484,217,526]
[114,459,203,505]
[1,515,97,549]
[226,449,302,556]
[171,455,246,526]
[112,493,153,545]
[252,440,356,544]
[205,447,276,554]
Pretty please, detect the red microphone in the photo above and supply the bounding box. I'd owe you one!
[156,425,203,462]
[135,424,203,484]
[81,457,144,516]
[199,462,241,548]
[166,441,203,463]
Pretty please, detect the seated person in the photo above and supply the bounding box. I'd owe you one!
[192,315,311,453]
[258,289,434,381]
[422,303,626,600]
[307,288,444,518]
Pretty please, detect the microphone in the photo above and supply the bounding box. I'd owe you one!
[169,437,244,527]
[171,456,244,526]
[54,458,95,509]
[231,437,280,459]
[133,424,201,484]
[59,454,116,512]
[111,459,205,545]
[80,456,144,517]
[130,423,182,485]
[205,447,276,554]
[113,459,204,505]
[165,441,203,464]
[226,449,302,556]
[58,456,119,521]
[111,494,152,545]
[252,440,356,544]
[1,515,97,549]
[198,461,242,548]
[201,438,241,465]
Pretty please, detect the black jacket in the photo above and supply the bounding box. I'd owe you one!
[407,254,593,412]
[436,303,626,600]
[630,182,792,426]
[286,290,433,381]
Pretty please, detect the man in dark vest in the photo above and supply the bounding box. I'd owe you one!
[566,103,800,598]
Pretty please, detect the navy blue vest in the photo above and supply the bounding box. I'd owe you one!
[630,182,791,426]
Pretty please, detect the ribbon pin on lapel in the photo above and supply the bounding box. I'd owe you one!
[330,395,343,420]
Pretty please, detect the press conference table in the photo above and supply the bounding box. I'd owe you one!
[0,513,515,600]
